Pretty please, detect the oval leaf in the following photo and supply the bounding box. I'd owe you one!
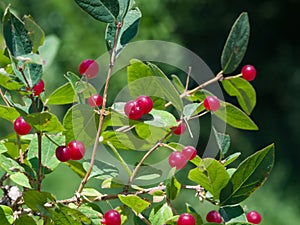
[74,0,119,23]
[222,77,256,115]
[221,12,250,74]
[118,194,150,214]
[214,102,258,130]
[0,106,20,122]
[220,144,275,205]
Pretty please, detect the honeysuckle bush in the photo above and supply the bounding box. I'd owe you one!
[0,0,275,224]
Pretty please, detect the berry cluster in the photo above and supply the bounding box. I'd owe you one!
[55,140,86,162]
[124,95,153,120]
[168,146,197,170]
[101,209,121,225]
[79,59,99,79]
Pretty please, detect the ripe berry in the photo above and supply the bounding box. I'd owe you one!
[241,65,256,81]
[13,116,31,135]
[177,213,196,225]
[173,122,186,135]
[79,59,99,79]
[68,140,86,160]
[168,152,187,170]
[206,210,222,223]
[136,95,153,114]
[124,100,144,120]
[246,211,262,224]
[88,94,103,107]
[182,146,197,160]
[33,79,45,96]
[203,96,220,112]
[55,146,71,162]
[102,209,121,225]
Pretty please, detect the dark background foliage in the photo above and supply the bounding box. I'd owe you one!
[1,0,299,224]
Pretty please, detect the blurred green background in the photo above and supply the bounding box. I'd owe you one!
[1,0,299,224]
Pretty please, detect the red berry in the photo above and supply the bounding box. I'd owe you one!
[136,95,153,114]
[102,209,121,225]
[182,146,197,160]
[168,152,187,170]
[246,211,262,224]
[177,213,196,225]
[173,122,186,135]
[88,94,103,107]
[206,210,222,223]
[13,116,31,135]
[241,65,256,81]
[203,96,220,112]
[68,140,86,160]
[79,59,99,79]
[124,100,144,120]
[55,146,71,162]
[33,79,44,96]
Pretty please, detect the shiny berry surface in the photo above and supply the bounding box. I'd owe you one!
[33,79,45,96]
[173,122,186,135]
[206,210,222,223]
[68,140,86,160]
[124,100,144,120]
[168,152,187,170]
[203,96,220,112]
[241,64,256,81]
[177,213,196,225]
[88,94,103,107]
[79,59,99,79]
[182,146,197,160]
[55,146,71,162]
[102,209,121,225]
[136,95,153,114]
[246,211,262,224]
[13,116,31,135]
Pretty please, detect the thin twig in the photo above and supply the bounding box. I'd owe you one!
[77,22,123,194]
[37,132,43,191]
[185,66,192,91]
[137,213,151,225]
[0,88,10,106]
[16,135,24,164]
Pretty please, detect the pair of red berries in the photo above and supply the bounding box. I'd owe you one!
[124,95,153,120]
[168,146,197,170]
[55,140,86,162]
[79,59,99,79]
[177,211,222,225]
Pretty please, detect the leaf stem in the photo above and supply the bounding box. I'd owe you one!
[37,132,43,191]
[16,134,24,164]
[77,22,123,194]
[44,134,60,146]
[107,141,132,177]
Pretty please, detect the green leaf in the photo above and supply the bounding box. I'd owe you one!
[83,160,119,180]
[77,204,103,225]
[0,69,24,90]
[46,83,75,105]
[146,109,177,128]
[10,172,31,188]
[50,207,81,225]
[221,12,250,74]
[166,176,181,200]
[188,158,230,199]
[134,164,162,181]
[82,188,103,197]
[15,215,36,225]
[127,60,183,112]
[118,194,150,214]
[213,127,231,156]
[65,160,86,178]
[24,112,64,133]
[39,35,60,71]
[74,0,119,23]
[106,7,141,51]
[183,103,202,119]
[149,203,173,225]
[0,154,25,173]
[171,74,185,93]
[222,77,256,115]
[0,142,8,154]
[28,134,64,173]
[223,152,242,166]
[24,15,45,53]
[214,102,258,130]
[0,205,13,225]
[23,190,54,211]
[220,144,275,205]
[220,205,246,223]
[118,0,130,20]
[63,104,97,144]
[59,204,91,224]
[0,105,20,122]
[2,7,32,57]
